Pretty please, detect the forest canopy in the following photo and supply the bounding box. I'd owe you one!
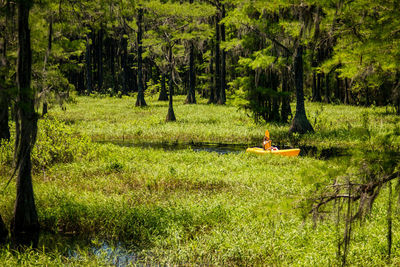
[1,0,399,131]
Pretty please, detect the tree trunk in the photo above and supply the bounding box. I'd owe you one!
[97,28,103,91]
[315,72,322,102]
[0,93,9,142]
[166,46,176,121]
[335,73,341,101]
[85,31,92,94]
[208,43,215,103]
[0,215,8,243]
[311,71,317,101]
[289,45,314,134]
[158,73,168,101]
[121,35,128,95]
[324,72,330,103]
[110,38,116,94]
[166,72,176,122]
[271,71,280,121]
[344,78,349,104]
[214,15,221,104]
[280,68,292,122]
[11,0,39,243]
[218,6,226,105]
[136,8,147,107]
[185,42,196,104]
[41,18,52,117]
[0,31,10,141]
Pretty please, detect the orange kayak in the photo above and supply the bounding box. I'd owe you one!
[246,147,300,157]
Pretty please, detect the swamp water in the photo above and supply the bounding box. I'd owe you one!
[38,233,137,266]
[98,140,348,159]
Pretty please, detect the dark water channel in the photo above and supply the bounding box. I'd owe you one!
[98,140,348,159]
[38,233,137,266]
[100,140,247,155]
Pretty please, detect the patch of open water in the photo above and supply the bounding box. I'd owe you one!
[98,140,349,159]
[38,233,137,266]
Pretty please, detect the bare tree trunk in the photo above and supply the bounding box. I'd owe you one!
[315,72,322,102]
[85,31,92,94]
[324,72,331,103]
[11,0,39,243]
[166,46,176,121]
[110,38,116,94]
[184,0,196,104]
[0,8,10,141]
[166,73,176,122]
[0,34,10,141]
[334,73,341,102]
[97,28,103,91]
[344,78,349,104]
[121,35,128,95]
[218,5,226,105]
[311,71,317,101]
[280,67,292,122]
[0,214,7,243]
[136,8,147,107]
[289,45,314,134]
[41,18,52,117]
[271,70,280,121]
[214,15,221,104]
[208,43,215,103]
[185,42,196,104]
[158,73,168,101]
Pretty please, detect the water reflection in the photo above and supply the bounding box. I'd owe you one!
[98,140,248,155]
[97,140,350,159]
[38,233,136,266]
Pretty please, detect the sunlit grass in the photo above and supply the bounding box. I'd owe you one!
[51,94,400,150]
[0,94,399,265]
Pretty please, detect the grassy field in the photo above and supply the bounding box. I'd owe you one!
[0,95,399,265]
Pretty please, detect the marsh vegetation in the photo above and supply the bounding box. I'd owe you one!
[0,95,399,265]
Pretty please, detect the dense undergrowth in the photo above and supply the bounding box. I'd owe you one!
[0,95,399,265]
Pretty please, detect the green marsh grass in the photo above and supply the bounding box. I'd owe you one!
[0,95,399,265]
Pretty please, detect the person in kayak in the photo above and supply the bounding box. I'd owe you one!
[263,130,278,151]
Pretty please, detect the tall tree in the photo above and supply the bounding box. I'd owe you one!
[289,45,314,134]
[218,4,226,105]
[40,14,53,116]
[0,1,12,142]
[135,7,147,107]
[0,33,10,141]
[11,0,39,240]
[185,0,196,104]
[213,14,221,104]
[166,45,176,121]
[85,30,93,94]
[158,73,168,101]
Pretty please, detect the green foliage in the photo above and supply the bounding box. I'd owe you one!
[31,116,92,171]
[0,138,13,167]
[1,96,400,265]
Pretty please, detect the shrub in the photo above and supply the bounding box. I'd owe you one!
[31,116,92,171]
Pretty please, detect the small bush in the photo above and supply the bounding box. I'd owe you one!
[0,138,13,167]
[32,116,92,171]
